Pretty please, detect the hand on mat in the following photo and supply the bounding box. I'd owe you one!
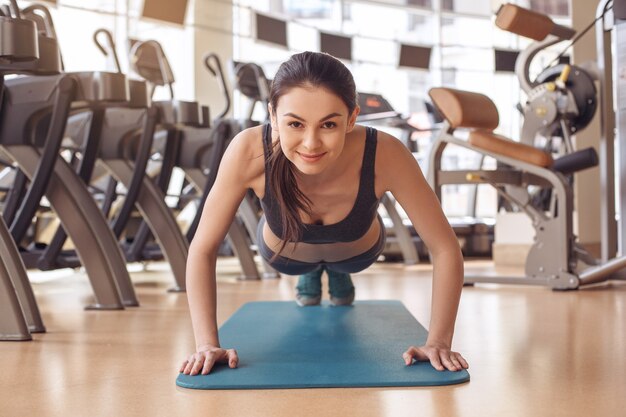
[180,345,239,376]
[402,344,468,372]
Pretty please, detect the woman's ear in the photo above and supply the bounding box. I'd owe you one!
[346,105,360,132]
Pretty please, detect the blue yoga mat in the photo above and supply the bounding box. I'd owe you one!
[176,300,469,389]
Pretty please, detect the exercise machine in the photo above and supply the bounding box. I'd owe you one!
[426,86,616,290]
[0,2,137,308]
[0,3,44,340]
[50,31,190,291]
[124,41,271,279]
[496,3,598,155]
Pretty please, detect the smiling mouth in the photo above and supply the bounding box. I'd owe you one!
[298,152,326,161]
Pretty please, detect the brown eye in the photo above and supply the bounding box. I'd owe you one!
[322,121,337,129]
[288,121,303,128]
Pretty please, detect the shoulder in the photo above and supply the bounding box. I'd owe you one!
[371,127,412,163]
[370,127,422,193]
[225,124,265,159]
[220,124,266,186]
[349,124,411,169]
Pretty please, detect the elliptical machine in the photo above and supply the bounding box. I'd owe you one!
[123,41,275,280]
[0,1,43,341]
[0,2,138,308]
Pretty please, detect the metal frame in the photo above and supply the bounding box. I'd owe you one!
[0,216,41,341]
[62,104,190,291]
[428,120,626,289]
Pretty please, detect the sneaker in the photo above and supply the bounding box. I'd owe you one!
[327,270,355,306]
[295,268,323,307]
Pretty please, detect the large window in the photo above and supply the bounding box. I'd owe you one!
[529,0,569,17]
[441,0,492,15]
[20,0,195,101]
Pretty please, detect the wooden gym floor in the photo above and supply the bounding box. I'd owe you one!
[1,258,625,417]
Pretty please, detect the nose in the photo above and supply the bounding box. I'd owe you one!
[302,128,321,151]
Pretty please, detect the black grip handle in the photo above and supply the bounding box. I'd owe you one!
[552,147,598,175]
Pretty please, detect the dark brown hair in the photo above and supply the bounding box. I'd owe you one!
[268,51,357,256]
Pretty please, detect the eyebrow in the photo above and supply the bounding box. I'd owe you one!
[282,112,343,122]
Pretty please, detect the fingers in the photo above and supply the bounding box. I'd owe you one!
[439,353,456,372]
[440,351,469,371]
[201,355,216,375]
[190,355,206,376]
[227,349,239,368]
[180,348,239,375]
[429,351,445,371]
[454,352,469,369]
[449,354,462,370]
[402,346,428,366]
[402,347,414,365]
[403,345,469,372]
[182,354,197,375]
[180,352,213,376]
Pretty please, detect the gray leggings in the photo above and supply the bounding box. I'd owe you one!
[256,216,386,275]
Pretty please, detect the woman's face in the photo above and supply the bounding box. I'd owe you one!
[270,84,359,176]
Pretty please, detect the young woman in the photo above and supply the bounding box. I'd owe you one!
[180,51,468,376]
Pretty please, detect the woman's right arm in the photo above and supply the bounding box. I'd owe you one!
[180,127,264,375]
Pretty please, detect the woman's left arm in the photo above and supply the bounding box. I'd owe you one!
[377,132,468,372]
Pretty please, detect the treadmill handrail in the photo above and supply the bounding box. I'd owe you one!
[356,111,402,122]
[93,28,122,74]
[204,53,230,120]
[21,4,63,70]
